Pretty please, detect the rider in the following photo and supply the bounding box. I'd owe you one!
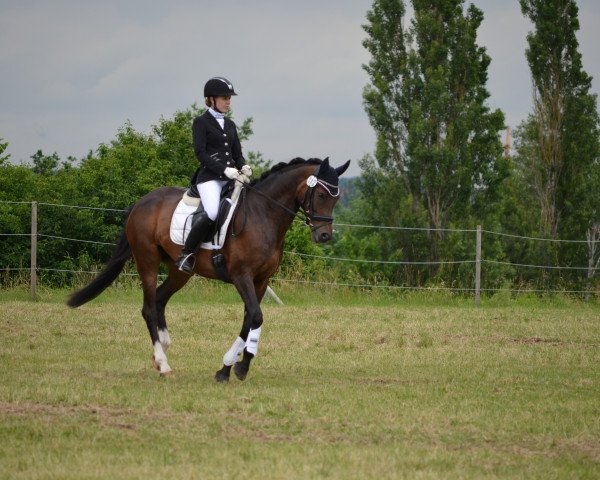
[175,76,252,274]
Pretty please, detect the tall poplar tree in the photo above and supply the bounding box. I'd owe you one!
[519,0,599,239]
[362,0,408,178]
[363,0,506,262]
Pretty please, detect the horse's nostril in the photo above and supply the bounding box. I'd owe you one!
[320,232,331,242]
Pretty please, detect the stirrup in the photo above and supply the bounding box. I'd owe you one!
[176,252,196,274]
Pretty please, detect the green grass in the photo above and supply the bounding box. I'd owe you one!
[1,285,599,479]
[3,275,596,309]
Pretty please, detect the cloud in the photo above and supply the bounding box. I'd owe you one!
[476,0,533,127]
[0,0,598,178]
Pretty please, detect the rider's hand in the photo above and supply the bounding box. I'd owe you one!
[241,165,253,177]
[224,167,241,180]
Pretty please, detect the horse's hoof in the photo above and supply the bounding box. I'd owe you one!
[151,355,160,371]
[152,356,172,377]
[233,362,248,381]
[215,365,231,383]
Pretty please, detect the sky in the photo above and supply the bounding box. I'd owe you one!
[1,0,599,178]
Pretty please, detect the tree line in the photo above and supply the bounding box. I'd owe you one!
[1,0,598,295]
[339,0,598,294]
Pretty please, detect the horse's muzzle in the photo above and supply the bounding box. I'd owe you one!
[312,227,332,243]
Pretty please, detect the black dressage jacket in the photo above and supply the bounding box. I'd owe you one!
[190,110,246,186]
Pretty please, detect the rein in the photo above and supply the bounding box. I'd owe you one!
[231,175,335,235]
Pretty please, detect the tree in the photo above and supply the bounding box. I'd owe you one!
[582,154,600,297]
[519,0,600,239]
[30,150,60,175]
[362,0,506,265]
[405,1,506,233]
[362,0,408,179]
[0,106,267,286]
[0,138,10,165]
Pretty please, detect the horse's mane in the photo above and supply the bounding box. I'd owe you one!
[250,157,322,187]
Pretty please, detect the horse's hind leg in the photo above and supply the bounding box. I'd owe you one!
[144,283,173,376]
[156,266,190,353]
[134,247,173,376]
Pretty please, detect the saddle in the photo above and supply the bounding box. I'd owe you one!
[169,181,242,250]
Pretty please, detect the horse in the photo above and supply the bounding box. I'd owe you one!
[67,157,350,382]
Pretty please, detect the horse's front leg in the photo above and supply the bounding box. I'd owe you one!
[215,279,266,382]
[214,315,247,383]
[233,321,261,381]
[214,307,258,382]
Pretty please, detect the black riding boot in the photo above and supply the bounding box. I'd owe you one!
[175,212,215,274]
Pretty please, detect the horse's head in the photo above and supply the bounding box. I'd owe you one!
[300,157,351,243]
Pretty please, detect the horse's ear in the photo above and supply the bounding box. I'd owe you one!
[321,157,330,170]
[335,160,351,177]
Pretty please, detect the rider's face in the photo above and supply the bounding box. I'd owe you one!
[214,96,231,113]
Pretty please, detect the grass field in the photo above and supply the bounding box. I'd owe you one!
[1,283,599,479]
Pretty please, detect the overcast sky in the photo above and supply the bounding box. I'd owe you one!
[1,0,599,177]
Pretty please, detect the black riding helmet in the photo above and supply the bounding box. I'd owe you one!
[204,77,237,97]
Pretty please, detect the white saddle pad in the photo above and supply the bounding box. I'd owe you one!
[170,182,244,250]
[169,192,201,246]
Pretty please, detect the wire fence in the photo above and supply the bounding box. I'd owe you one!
[0,200,598,300]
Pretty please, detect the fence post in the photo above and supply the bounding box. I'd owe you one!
[475,224,481,307]
[31,201,37,300]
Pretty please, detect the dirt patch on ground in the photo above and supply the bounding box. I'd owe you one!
[507,337,600,348]
[513,337,562,345]
[0,401,133,417]
[0,401,140,430]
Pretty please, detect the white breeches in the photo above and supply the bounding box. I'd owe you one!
[198,180,229,221]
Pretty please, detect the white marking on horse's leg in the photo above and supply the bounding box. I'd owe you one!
[246,327,261,356]
[223,336,246,366]
[153,341,172,374]
[158,329,172,352]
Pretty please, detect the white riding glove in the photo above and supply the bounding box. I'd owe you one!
[224,167,241,180]
[240,165,253,177]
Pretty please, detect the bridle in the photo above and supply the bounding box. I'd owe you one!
[300,167,339,232]
[232,164,339,234]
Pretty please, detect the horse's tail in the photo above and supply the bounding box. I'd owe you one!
[67,216,132,308]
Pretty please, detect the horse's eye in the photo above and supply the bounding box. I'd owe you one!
[318,192,326,200]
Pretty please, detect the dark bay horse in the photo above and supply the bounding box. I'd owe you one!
[68,157,350,381]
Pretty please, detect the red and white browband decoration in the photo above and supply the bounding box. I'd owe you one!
[306,175,340,197]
